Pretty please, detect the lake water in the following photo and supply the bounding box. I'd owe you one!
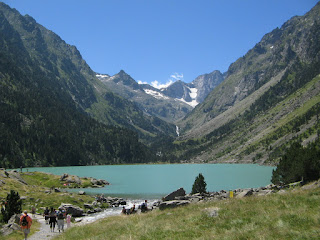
[26,164,274,200]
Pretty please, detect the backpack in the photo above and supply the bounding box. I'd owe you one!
[21,215,28,226]
[58,211,64,220]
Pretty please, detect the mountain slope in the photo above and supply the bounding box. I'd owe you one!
[0,2,176,144]
[0,2,171,168]
[170,1,320,164]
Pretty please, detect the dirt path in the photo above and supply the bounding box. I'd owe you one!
[28,214,71,240]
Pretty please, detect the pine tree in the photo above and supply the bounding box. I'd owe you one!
[191,173,207,194]
[1,190,22,223]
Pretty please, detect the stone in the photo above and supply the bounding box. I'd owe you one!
[159,200,190,210]
[206,207,220,217]
[235,189,254,198]
[59,203,84,217]
[84,203,93,209]
[162,188,186,201]
[60,173,69,181]
[78,191,86,195]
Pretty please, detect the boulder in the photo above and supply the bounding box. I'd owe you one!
[235,189,254,198]
[8,214,21,225]
[78,191,86,195]
[65,175,82,185]
[60,173,69,181]
[59,203,84,217]
[84,203,94,209]
[206,207,220,217]
[0,215,20,236]
[162,188,186,201]
[159,200,190,210]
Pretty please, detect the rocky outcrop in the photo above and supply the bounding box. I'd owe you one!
[59,203,84,217]
[159,200,190,210]
[162,188,186,201]
[157,185,280,210]
[0,214,21,236]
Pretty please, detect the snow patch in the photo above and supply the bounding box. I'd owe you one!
[189,87,198,99]
[144,89,169,100]
[177,98,198,108]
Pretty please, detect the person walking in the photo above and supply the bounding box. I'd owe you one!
[20,210,32,240]
[57,207,65,232]
[66,214,71,228]
[48,208,57,232]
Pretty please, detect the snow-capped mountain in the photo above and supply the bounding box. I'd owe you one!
[96,70,224,122]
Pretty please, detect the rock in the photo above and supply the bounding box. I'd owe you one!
[63,175,82,185]
[206,207,220,217]
[94,208,102,212]
[59,203,84,217]
[54,188,61,192]
[60,173,69,181]
[159,200,190,210]
[235,189,254,198]
[7,171,28,185]
[91,178,110,186]
[78,191,86,195]
[0,179,5,186]
[8,214,21,225]
[84,203,93,209]
[162,188,186,201]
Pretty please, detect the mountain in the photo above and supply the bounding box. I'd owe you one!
[97,69,223,123]
[166,2,320,164]
[97,71,193,123]
[161,70,224,106]
[0,2,174,168]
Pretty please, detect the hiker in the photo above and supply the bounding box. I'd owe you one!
[130,204,136,214]
[31,206,36,217]
[121,206,126,214]
[49,208,57,232]
[66,214,71,228]
[43,207,50,224]
[20,210,32,240]
[57,207,66,232]
[141,200,148,212]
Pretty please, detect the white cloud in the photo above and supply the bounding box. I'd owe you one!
[151,72,184,89]
[170,73,184,81]
[138,80,147,84]
[151,80,173,89]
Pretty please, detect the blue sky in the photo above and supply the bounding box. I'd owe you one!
[2,0,319,88]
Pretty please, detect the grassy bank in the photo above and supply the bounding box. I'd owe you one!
[0,171,97,211]
[53,184,320,240]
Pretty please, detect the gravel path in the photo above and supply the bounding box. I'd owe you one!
[28,214,71,240]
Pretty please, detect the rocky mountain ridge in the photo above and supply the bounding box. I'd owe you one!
[97,69,224,122]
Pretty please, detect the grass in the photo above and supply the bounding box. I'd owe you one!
[2,219,41,240]
[0,171,97,212]
[0,170,103,240]
[51,184,320,240]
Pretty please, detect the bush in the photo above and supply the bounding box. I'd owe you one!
[1,190,22,223]
[191,173,207,194]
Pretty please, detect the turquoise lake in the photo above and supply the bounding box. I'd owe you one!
[25,164,274,200]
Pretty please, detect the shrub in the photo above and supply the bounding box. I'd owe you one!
[1,190,22,223]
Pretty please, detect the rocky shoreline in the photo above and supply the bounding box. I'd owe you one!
[152,183,295,210]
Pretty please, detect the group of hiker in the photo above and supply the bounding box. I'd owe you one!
[19,207,71,240]
[43,206,71,232]
[121,200,150,215]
